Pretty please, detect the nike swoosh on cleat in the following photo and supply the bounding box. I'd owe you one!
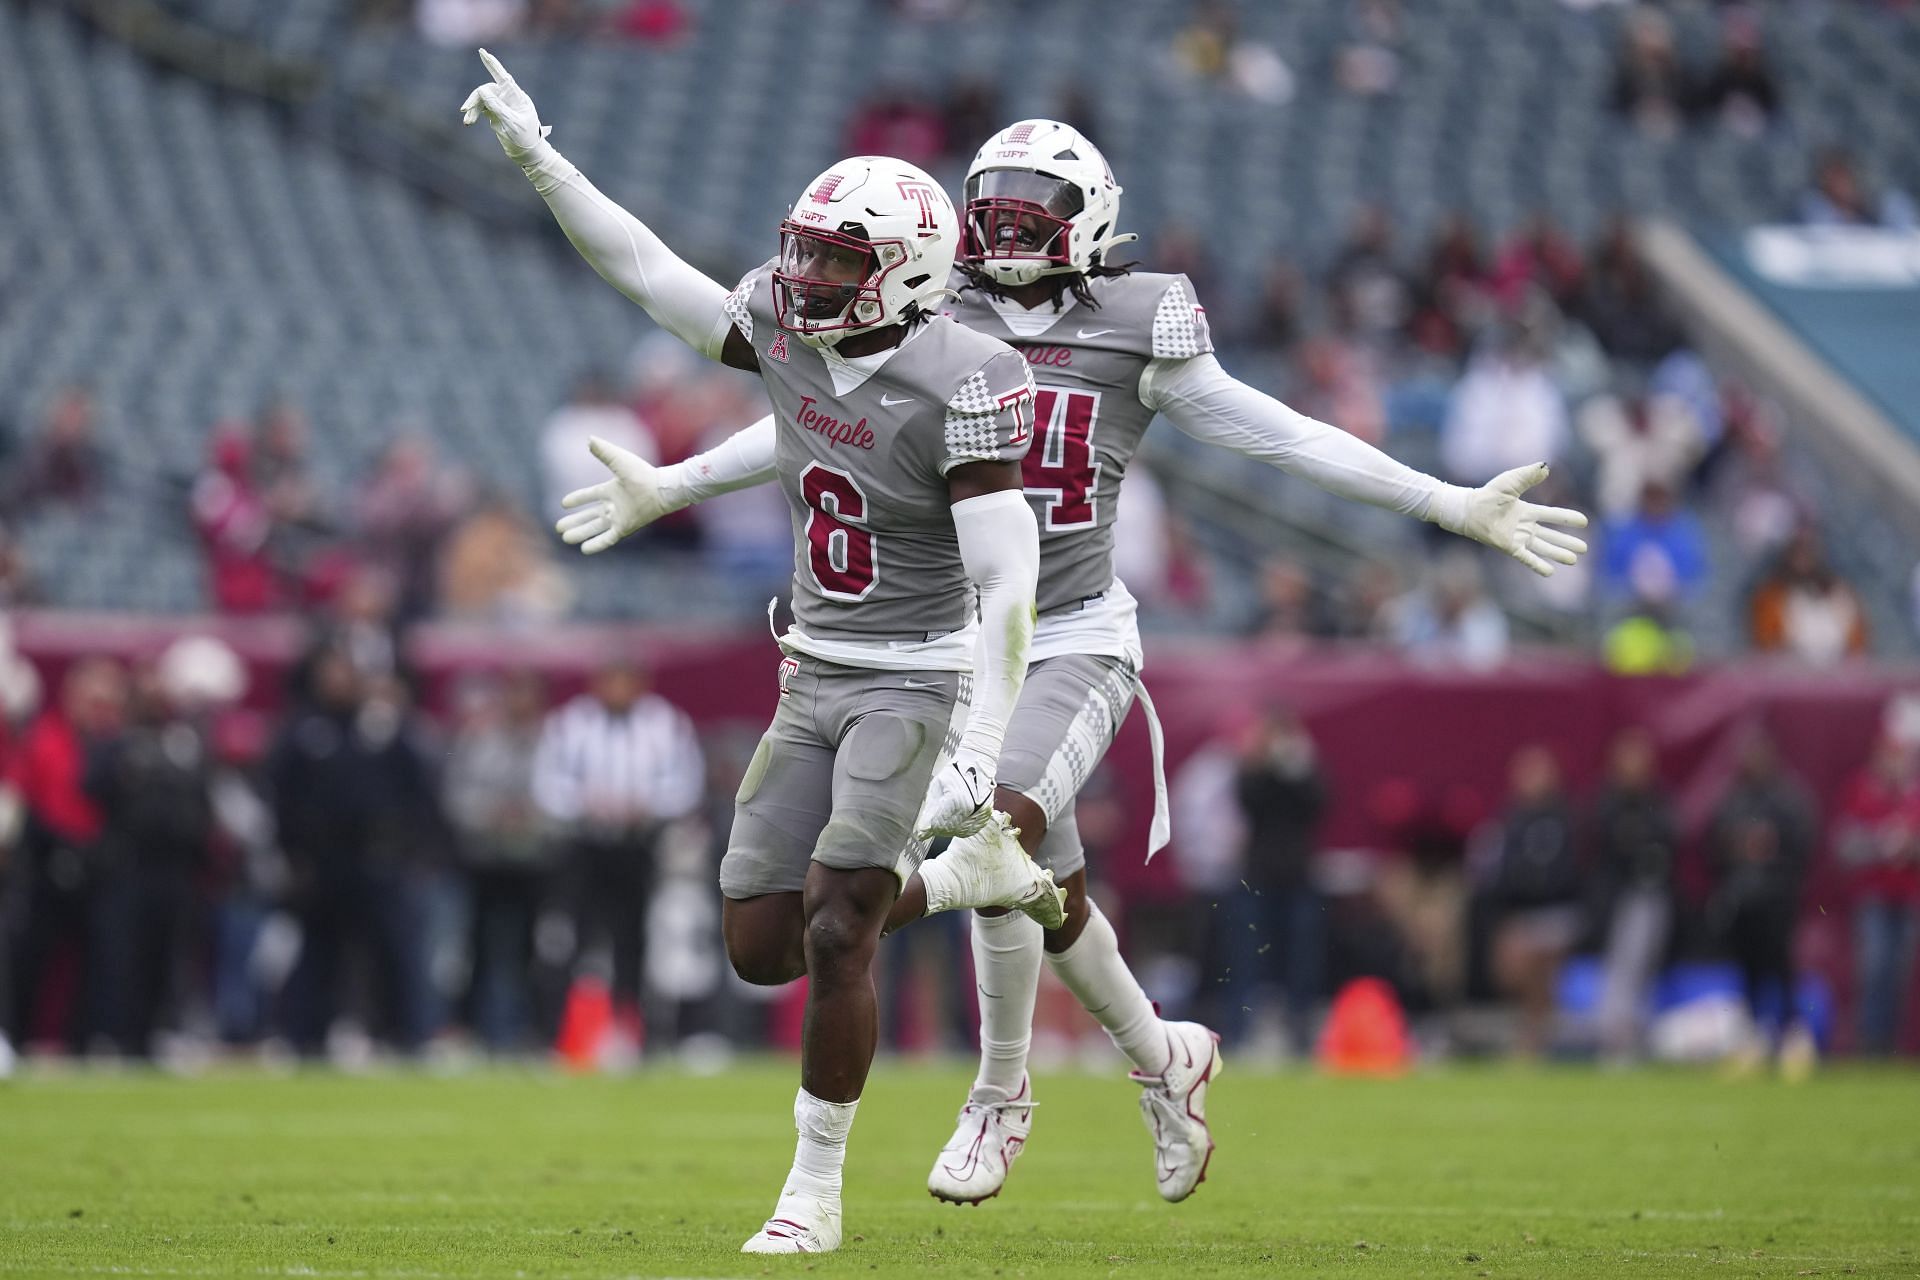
[880,393,915,406]
[1076,328,1116,339]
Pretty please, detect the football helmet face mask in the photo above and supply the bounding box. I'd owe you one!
[774,156,959,348]
[962,119,1134,287]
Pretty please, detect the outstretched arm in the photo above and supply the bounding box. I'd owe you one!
[461,50,747,366]
[1141,353,1588,577]
[556,416,779,553]
[916,461,1040,840]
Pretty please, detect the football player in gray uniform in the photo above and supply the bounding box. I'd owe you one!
[464,56,1063,1255]
[557,120,1590,1206]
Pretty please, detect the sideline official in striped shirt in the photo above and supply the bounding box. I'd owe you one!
[532,656,703,1035]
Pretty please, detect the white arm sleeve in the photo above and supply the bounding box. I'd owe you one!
[951,487,1039,768]
[659,416,779,508]
[518,144,737,362]
[1140,353,1471,530]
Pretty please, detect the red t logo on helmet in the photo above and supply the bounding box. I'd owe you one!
[896,180,941,230]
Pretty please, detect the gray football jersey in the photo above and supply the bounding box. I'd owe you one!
[944,271,1213,613]
[724,260,1036,641]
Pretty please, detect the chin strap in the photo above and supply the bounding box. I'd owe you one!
[1091,232,1140,262]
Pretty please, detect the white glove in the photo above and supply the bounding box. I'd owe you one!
[914,750,997,841]
[459,48,551,161]
[556,437,686,555]
[1435,463,1590,578]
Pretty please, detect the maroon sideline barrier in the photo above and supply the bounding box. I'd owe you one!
[10,610,1917,909]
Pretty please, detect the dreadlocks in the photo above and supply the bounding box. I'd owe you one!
[956,259,1136,312]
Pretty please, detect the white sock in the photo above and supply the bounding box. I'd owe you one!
[786,1088,858,1201]
[971,909,1043,1098]
[916,832,981,915]
[1045,901,1168,1076]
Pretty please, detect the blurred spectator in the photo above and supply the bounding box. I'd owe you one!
[1291,337,1387,446]
[1327,206,1413,344]
[845,89,947,171]
[438,498,573,625]
[1389,549,1510,670]
[1440,327,1569,486]
[1591,728,1679,1060]
[1601,481,1708,605]
[1409,215,1494,359]
[541,372,659,524]
[1153,223,1218,306]
[1164,716,1247,1036]
[2,386,104,516]
[317,565,405,689]
[269,649,447,1056]
[254,402,334,593]
[416,0,525,45]
[1491,215,1586,314]
[1579,218,1684,364]
[84,646,232,1057]
[942,78,1001,161]
[1708,733,1816,1057]
[1166,0,1294,103]
[191,425,280,613]
[533,657,703,1049]
[1799,148,1918,231]
[445,670,556,1052]
[1223,706,1328,1051]
[0,524,39,606]
[6,657,126,1052]
[608,0,689,42]
[1611,6,1691,140]
[1715,387,1803,560]
[1249,260,1306,352]
[1479,745,1581,1057]
[1333,0,1403,97]
[1696,15,1780,138]
[1832,715,1920,1055]
[1329,560,1401,642]
[1112,466,1173,609]
[1748,527,1869,663]
[1578,381,1706,518]
[1247,555,1326,644]
[353,435,472,624]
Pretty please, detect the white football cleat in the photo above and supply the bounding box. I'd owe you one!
[1131,1021,1223,1203]
[740,1185,842,1254]
[923,812,1067,929]
[927,1078,1034,1204]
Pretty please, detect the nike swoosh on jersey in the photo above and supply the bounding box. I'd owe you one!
[1075,328,1117,339]
[880,393,916,406]
[902,679,947,690]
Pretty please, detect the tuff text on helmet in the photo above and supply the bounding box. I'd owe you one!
[795,396,876,450]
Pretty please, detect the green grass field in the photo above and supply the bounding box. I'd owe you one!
[2,1062,1915,1278]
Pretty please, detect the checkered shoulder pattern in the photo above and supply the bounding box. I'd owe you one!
[1150,275,1214,361]
[722,267,760,344]
[942,353,1036,474]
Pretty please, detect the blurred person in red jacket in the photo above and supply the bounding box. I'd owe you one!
[191,424,280,613]
[1833,717,1920,1056]
[6,656,127,1052]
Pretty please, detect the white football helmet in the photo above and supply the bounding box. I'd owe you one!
[962,119,1135,287]
[775,155,959,348]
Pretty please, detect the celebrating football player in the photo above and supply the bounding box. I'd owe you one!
[556,119,1590,1207]
[464,57,1070,1254]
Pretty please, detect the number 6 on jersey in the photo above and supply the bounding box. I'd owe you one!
[801,462,878,600]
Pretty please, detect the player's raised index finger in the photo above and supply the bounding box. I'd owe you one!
[478,48,514,86]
